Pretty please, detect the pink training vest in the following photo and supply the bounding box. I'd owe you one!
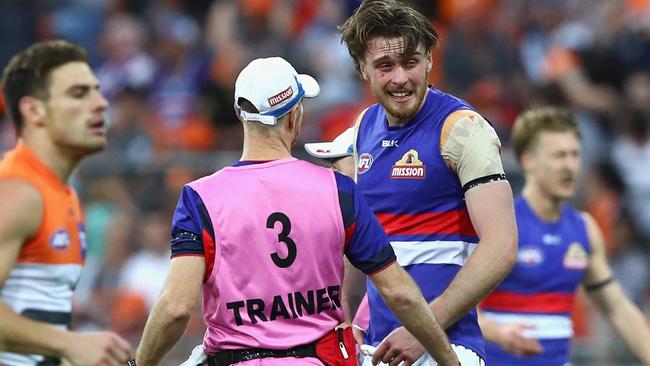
[189,158,346,361]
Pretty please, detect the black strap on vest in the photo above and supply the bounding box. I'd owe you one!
[207,343,316,366]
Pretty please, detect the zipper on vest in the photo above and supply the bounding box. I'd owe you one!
[337,327,349,359]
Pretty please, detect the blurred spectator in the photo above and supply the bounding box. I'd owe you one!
[0,2,39,68]
[105,87,153,166]
[146,11,217,151]
[464,77,521,138]
[582,161,625,253]
[48,0,107,64]
[96,14,156,101]
[203,0,294,149]
[293,0,361,111]
[624,71,650,113]
[612,108,650,239]
[75,210,135,332]
[442,1,518,95]
[610,211,650,306]
[206,0,292,75]
[118,212,171,310]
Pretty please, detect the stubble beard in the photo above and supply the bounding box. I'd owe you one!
[380,84,427,124]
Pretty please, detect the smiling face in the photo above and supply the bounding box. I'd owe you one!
[42,62,109,156]
[522,131,582,202]
[359,36,431,126]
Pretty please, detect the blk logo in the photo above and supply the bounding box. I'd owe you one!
[542,234,561,245]
[382,140,398,147]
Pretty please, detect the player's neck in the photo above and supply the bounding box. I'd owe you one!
[20,137,79,183]
[522,185,563,222]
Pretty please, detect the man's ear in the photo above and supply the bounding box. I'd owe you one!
[426,53,432,73]
[520,150,534,173]
[18,96,47,127]
[358,62,369,80]
[286,107,297,131]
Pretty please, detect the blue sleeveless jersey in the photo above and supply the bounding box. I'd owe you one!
[482,196,591,366]
[356,88,485,359]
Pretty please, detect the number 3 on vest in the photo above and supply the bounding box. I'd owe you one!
[266,212,297,268]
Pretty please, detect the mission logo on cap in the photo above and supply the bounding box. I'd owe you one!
[234,57,320,125]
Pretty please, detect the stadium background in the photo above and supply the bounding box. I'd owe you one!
[0,0,649,364]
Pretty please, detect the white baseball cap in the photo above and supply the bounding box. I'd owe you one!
[304,127,355,159]
[234,57,320,125]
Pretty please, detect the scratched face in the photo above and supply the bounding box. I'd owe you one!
[359,36,431,126]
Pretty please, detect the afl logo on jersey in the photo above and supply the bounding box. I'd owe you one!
[50,229,71,250]
[390,149,426,179]
[563,242,588,269]
[357,153,374,174]
[518,246,544,266]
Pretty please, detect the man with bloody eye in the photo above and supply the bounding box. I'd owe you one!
[306,1,518,365]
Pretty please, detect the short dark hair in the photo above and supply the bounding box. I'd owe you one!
[1,39,87,131]
[338,0,439,74]
[511,107,581,162]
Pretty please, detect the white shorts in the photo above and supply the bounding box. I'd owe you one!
[360,344,484,366]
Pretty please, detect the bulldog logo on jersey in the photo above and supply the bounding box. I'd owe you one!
[563,242,588,269]
[390,149,426,179]
[50,229,71,251]
[357,153,373,174]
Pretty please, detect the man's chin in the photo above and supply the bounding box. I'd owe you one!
[383,95,425,120]
[385,104,418,122]
[83,139,108,154]
[553,190,575,202]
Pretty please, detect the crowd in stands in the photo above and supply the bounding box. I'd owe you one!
[1,0,649,364]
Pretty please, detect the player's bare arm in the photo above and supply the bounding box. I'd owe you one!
[431,180,516,327]
[476,310,542,356]
[581,212,650,366]
[431,110,517,327]
[370,263,459,366]
[341,257,367,346]
[342,257,366,322]
[0,180,52,354]
[0,180,131,365]
[136,256,205,366]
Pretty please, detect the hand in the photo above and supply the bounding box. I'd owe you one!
[372,327,425,366]
[495,323,543,356]
[62,331,133,366]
